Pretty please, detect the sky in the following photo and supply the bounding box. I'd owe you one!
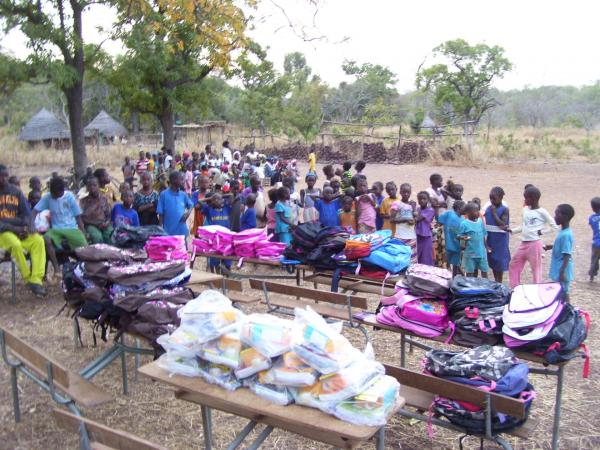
[2,0,600,93]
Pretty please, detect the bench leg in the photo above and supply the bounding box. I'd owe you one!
[120,335,128,395]
[551,365,565,450]
[375,426,385,450]
[226,421,257,450]
[246,425,274,450]
[201,406,213,450]
[10,366,20,422]
[134,338,141,382]
[11,261,16,304]
[73,319,80,349]
[400,333,406,367]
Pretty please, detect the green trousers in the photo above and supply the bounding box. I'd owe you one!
[85,225,114,244]
[0,232,46,285]
[45,228,88,250]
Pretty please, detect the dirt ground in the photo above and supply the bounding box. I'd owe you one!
[1,161,599,450]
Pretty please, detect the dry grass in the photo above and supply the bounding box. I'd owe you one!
[1,160,599,449]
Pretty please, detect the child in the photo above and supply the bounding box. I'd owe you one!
[338,195,357,234]
[184,162,194,195]
[93,168,119,208]
[458,202,489,278]
[341,161,353,191]
[191,175,210,235]
[283,177,301,226]
[200,193,232,273]
[8,175,20,188]
[322,164,335,181]
[307,149,317,176]
[266,188,278,238]
[508,186,559,288]
[372,181,384,231]
[589,197,600,281]
[354,160,366,175]
[443,180,464,211]
[157,171,193,236]
[80,177,113,243]
[355,178,377,234]
[426,173,447,268]
[380,181,399,235]
[315,186,340,227]
[112,189,140,228]
[415,191,435,265]
[240,194,257,230]
[228,181,243,232]
[438,200,466,276]
[545,204,575,299]
[134,172,159,226]
[484,187,510,283]
[329,176,342,196]
[391,183,417,261]
[29,176,42,193]
[300,174,320,223]
[275,187,294,244]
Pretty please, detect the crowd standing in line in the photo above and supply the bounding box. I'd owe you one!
[0,140,597,297]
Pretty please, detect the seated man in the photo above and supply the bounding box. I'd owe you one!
[0,164,47,297]
[33,176,88,251]
[80,177,113,244]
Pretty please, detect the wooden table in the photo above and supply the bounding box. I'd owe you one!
[139,361,404,450]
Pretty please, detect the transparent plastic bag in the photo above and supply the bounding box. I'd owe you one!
[333,375,400,426]
[178,290,244,343]
[157,326,205,357]
[317,359,384,404]
[200,333,242,369]
[292,307,363,374]
[290,383,334,412]
[239,314,295,357]
[235,347,271,379]
[156,353,203,377]
[198,361,241,391]
[261,352,318,387]
[246,372,294,405]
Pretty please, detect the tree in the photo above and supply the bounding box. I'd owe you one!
[0,1,109,178]
[110,0,251,151]
[416,39,512,126]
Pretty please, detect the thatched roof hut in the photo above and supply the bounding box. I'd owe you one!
[85,110,127,138]
[19,108,70,142]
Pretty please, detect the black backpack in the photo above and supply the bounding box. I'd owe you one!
[112,225,166,249]
[291,223,323,250]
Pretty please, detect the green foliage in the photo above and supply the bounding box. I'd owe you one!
[409,109,425,133]
[283,76,327,141]
[417,39,512,124]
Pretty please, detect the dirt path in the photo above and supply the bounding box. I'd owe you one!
[0,161,598,449]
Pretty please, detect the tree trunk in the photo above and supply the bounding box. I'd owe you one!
[65,82,88,180]
[159,101,175,151]
[131,110,140,135]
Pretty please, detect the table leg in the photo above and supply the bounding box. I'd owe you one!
[201,405,213,450]
[551,365,564,450]
[120,335,128,395]
[246,425,274,450]
[376,426,385,450]
[225,421,257,450]
[134,338,141,382]
[10,366,20,422]
[400,333,406,367]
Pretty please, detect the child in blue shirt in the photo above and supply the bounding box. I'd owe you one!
[157,171,193,236]
[200,193,233,272]
[314,186,340,227]
[438,200,465,276]
[240,193,257,230]
[112,189,140,228]
[589,197,600,281]
[458,201,489,278]
[545,204,575,298]
[372,181,384,230]
[275,186,294,244]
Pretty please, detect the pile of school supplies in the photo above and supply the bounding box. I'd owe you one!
[63,243,194,353]
[157,292,401,426]
[192,226,287,261]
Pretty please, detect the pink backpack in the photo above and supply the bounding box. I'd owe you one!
[255,241,287,260]
[376,289,450,338]
[233,228,268,258]
[405,264,452,298]
[145,235,189,261]
[502,283,564,330]
[196,225,235,255]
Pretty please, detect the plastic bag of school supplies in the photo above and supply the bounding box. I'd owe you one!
[198,361,241,391]
[261,352,318,387]
[333,375,400,426]
[292,307,363,374]
[239,314,295,358]
[178,290,244,343]
[234,347,271,379]
[156,353,203,377]
[200,333,242,369]
[157,327,205,357]
[246,371,294,406]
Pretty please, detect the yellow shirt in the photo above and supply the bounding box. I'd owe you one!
[100,184,119,208]
[147,159,155,172]
[308,152,316,172]
[380,197,399,234]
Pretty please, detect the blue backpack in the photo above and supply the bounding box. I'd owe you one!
[361,238,411,274]
[441,362,529,397]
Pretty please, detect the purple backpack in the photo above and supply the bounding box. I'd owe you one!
[405,264,452,297]
[376,289,449,338]
[233,228,268,258]
[145,235,189,262]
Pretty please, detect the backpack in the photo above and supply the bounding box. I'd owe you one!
[440,362,529,397]
[432,384,535,435]
[405,264,452,297]
[233,228,268,258]
[112,225,166,249]
[361,238,411,274]
[376,291,449,338]
[450,276,511,298]
[137,300,183,325]
[112,286,194,312]
[62,261,86,308]
[145,235,189,261]
[75,244,147,263]
[502,283,564,330]
[344,239,372,260]
[516,303,590,375]
[106,261,186,286]
[292,223,323,250]
[425,346,518,381]
[450,304,506,346]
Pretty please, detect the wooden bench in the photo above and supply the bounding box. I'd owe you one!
[249,278,370,343]
[140,361,404,449]
[305,272,398,296]
[0,325,113,423]
[189,275,260,305]
[1,251,18,304]
[53,408,166,450]
[385,364,536,449]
